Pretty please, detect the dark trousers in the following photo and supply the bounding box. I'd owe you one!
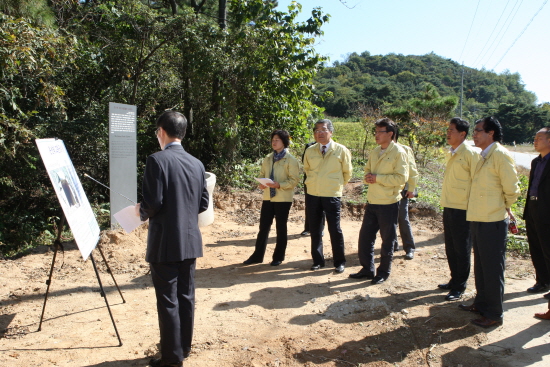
[306,194,346,267]
[150,259,196,364]
[248,201,292,262]
[526,200,550,285]
[443,207,472,292]
[358,202,399,278]
[303,184,325,232]
[471,220,508,321]
[397,192,415,252]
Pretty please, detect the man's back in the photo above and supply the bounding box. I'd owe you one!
[141,144,209,263]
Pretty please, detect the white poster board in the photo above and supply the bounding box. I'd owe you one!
[36,139,100,261]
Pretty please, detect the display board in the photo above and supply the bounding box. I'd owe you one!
[36,139,100,261]
[109,102,137,228]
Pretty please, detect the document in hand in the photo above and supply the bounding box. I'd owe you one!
[255,178,274,185]
[114,205,148,233]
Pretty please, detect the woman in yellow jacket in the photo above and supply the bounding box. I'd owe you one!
[243,130,300,266]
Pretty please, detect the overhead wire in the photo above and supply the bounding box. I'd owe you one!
[493,0,548,69]
[479,0,523,68]
[458,0,482,63]
[481,0,524,68]
[471,0,512,68]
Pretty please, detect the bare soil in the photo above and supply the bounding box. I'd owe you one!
[1,189,549,367]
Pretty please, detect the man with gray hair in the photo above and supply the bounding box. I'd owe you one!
[303,119,352,273]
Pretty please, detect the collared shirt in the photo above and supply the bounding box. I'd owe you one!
[529,153,550,197]
[163,141,182,150]
[450,141,464,156]
[320,140,332,153]
[480,142,495,159]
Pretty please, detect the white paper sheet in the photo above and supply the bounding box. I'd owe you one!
[114,205,147,233]
[255,178,274,185]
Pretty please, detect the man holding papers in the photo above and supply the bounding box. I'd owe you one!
[136,111,209,367]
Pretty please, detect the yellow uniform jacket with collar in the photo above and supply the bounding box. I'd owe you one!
[364,141,409,205]
[260,152,300,202]
[440,143,481,210]
[466,142,520,222]
[303,141,352,197]
[398,143,419,193]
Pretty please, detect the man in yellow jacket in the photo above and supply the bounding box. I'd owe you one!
[303,119,353,273]
[393,130,419,260]
[460,116,520,328]
[349,118,408,284]
[439,117,480,301]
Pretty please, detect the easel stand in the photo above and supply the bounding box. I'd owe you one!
[37,214,125,346]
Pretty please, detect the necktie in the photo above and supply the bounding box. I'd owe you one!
[322,145,326,156]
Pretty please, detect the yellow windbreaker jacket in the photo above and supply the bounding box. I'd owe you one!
[466,143,520,222]
[398,143,419,193]
[260,152,300,202]
[303,141,352,197]
[440,143,481,210]
[364,141,409,205]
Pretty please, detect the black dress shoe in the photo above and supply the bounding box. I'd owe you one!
[300,230,310,236]
[310,264,325,271]
[183,350,190,359]
[243,258,261,265]
[149,358,183,367]
[349,272,374,279]
[405,250,414,260]
[527,283,550,293]
[270,260,282,266]
[438,283,451,290]
[371,275,387,284]
[544,292,550,300]
[458,303,481,313]
[445,290,463,301]
[470,316,502,328]
[334,265,345,273]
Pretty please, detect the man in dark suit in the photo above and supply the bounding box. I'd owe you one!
[524,127,550,307]
[136,111,209,367]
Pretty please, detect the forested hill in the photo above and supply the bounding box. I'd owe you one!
[314,51,543,122]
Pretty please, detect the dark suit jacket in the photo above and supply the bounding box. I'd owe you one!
[523,154,550,223]
[139,144,209,263]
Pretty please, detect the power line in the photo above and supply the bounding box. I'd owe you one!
[493,0,548,69]
[479,0,523,68]
[481,0,524,68]
[458,0,482,63]
[471,0,512,68]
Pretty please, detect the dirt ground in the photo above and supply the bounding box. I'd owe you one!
[1,190,550,367]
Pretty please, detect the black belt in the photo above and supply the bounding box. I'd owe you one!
[530,196,538,200]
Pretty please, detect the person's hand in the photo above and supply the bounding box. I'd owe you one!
[365,173,377,184]
[405,191,415,199]
[134,203,141,217]
[506,208,516,223]
[265,181,280,189]
[258,184,267,190]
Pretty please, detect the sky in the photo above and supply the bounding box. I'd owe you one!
[277,0,550,104]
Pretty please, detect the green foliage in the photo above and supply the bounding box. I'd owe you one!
[314,51,543,134]
[0,1,329,255]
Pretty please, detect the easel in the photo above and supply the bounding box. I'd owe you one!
[37,213,125,346]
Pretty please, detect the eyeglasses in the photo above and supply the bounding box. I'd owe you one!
[155,127,160,136]
[473,128,485,133]
[314,129,330,134]
[373,131,389,135]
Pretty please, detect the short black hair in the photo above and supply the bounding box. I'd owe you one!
[314,119,334,133]
[375,117,397,140]
[271,129,290,148]
[540,126,550,137]
[394,126,400,142]
[156,110,187,139]
[475,116,503,143]
[450,117,470,137]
